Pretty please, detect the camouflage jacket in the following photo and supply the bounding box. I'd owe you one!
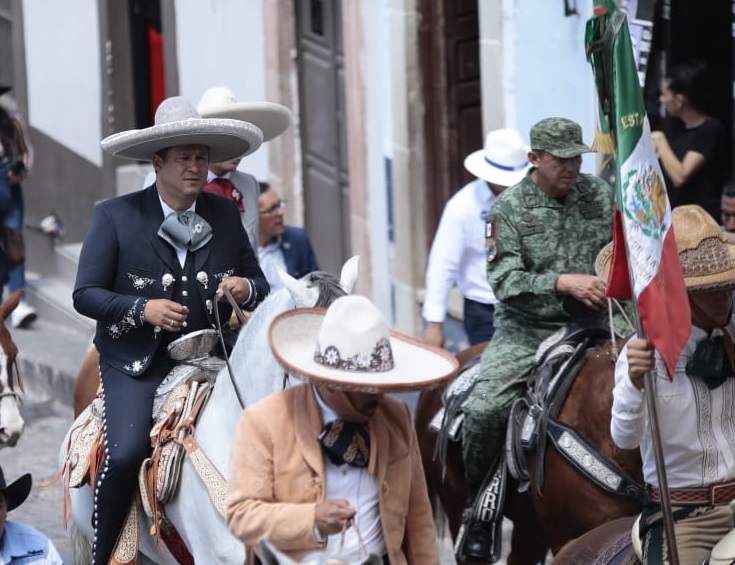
[485,171,614,329]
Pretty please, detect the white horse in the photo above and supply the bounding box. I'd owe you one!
[65,257,359,564]
[0,289,25,448]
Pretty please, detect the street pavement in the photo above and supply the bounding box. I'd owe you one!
[0,315,527,564]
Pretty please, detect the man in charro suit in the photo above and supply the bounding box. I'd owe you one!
[73,96,269,565]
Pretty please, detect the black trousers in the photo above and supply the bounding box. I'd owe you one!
[463,298,495,345]
[92,355,173,565]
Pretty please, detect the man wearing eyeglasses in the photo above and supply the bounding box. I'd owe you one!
[258,181,319,289]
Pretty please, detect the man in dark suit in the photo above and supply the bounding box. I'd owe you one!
[73,96,269,565]
[258,181,319,288]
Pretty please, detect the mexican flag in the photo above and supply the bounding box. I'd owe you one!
[585,0,690,379]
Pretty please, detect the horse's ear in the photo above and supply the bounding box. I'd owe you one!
[339,255,360,294]
[278,267,311,306]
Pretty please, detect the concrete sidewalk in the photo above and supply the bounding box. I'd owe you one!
[10,318,92,408]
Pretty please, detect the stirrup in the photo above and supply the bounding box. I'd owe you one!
[455,461,507,563]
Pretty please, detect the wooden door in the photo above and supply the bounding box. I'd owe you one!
[295,0,350,276]
[419,0,482,247]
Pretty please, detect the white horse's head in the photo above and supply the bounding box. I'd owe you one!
[0,290,25,447]
[277,254,360,308]
[227,256,360,408]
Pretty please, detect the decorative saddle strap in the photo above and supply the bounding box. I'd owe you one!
[111,496,140,565]
[43,396,105,529]
[142,379,215,536]
[179,432,227,518]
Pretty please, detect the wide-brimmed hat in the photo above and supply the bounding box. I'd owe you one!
[101,96,263,162]
[530,117,592,158]
[463,129,530,187]
[595,205,735,294]
[0,468,31,512]
[197,87,291,143]
[269,295,458,393]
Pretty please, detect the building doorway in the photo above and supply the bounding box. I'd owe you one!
[294,0,351,276]
[418,0,482,247]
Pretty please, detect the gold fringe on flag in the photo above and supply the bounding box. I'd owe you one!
[590,130,615,155]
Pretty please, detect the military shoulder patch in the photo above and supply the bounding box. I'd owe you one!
[486,237,497,262]
[485,220,495,238]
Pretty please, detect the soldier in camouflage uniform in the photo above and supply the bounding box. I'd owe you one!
[461,117,614,560]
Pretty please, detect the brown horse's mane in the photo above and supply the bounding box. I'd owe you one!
[416,336,643,564]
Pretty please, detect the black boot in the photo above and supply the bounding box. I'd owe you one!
[460,487,494,562]
[464,520,494,561]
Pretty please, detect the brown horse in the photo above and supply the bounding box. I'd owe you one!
[415,337,644,563]
[0,289,26,446]
[73,345,99,417]
[551,517,638,565]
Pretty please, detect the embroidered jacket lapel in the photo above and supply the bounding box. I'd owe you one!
[293,386,326,477]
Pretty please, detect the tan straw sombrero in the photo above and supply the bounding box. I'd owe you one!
[101,96,263,162]
[269,295,459,393]
[197,87,292,143]
[595,205,735,294]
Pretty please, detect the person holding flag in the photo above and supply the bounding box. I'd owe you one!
[586,0,697,563]
[599,205,735,565]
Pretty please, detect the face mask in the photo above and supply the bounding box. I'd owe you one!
[686,335,735,389]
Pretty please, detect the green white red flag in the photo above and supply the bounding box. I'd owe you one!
[585,0,690,379]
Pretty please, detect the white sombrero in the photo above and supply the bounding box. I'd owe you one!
[197,87,292,143]
[463,128,530,187]
[595,205,735,294]
[101,96,263,162]
[269,295,459,393]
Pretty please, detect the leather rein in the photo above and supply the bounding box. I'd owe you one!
[215,287,247,409]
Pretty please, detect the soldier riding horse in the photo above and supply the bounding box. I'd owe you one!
[416,298,643,563]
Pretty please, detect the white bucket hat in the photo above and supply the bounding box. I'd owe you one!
[269,295,458,393]
[101,96,263,162]
[197,87,292,143]
[463,128,530,187]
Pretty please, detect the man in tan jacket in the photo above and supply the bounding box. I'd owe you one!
[226,295,458,563]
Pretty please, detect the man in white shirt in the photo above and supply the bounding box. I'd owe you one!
[422,129,530,348]
[604,205,735,564]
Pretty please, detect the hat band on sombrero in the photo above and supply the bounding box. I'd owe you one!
[680,237,735,278]
[484,156,529,172]
[314,337,395,373]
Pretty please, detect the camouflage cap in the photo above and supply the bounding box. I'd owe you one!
[530,117,592,158]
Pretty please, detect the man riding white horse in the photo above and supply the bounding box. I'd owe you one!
[72,95,269,564]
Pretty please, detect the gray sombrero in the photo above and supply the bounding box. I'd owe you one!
[101,96,263,162]
[269,295,459,393]
[595,205,735,294]
[197,87,292,143]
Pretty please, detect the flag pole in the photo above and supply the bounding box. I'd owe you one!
[614,79,682,565]
[589,4,680,562]
[611,146,680,565]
